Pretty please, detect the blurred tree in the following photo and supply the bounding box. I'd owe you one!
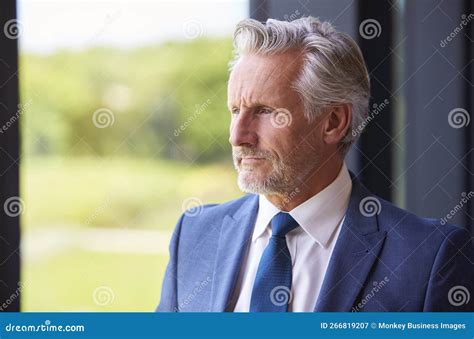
[20,38,233,163]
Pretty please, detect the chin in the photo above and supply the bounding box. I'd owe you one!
[236,171,285,195]
[237,172,265,193]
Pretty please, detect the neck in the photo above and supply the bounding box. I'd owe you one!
[265,158,343,212]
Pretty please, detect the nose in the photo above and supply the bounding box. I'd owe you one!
[229,111,258,147]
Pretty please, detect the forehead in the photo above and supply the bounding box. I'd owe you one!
[227,51,304,107]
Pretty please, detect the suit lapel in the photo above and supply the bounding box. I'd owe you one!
[315,175,387,312]
[209,175,387,312]
[210,194,259,311]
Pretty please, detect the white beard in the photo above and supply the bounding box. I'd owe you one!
[232,145,320,195]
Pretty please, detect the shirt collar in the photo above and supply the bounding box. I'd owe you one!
[253,162,352,248]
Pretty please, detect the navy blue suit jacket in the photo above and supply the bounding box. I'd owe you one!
[157,174,473,312]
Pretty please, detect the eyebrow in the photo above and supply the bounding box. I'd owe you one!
[227,101,276,110]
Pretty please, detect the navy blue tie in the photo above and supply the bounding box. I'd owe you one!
[250,212,299,312]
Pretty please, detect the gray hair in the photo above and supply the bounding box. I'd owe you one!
[230,16,370,155]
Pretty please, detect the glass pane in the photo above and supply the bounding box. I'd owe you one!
[19,0,248,311]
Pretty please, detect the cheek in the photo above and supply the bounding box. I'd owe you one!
[259,127,292,159]
[258,116,310,156]
[274,125,317,159]
[297,120,321,144]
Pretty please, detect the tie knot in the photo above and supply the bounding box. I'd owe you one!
[271,212,299,238]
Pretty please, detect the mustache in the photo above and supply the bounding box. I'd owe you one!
[232,147,273,159]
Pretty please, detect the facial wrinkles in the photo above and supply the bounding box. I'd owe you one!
[231,57,284,110]
[229,53,320,195]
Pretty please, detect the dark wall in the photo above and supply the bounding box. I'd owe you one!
[404,0,473,233]
[0,0,21,311]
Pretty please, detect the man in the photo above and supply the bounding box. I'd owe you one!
[157,16,473,312]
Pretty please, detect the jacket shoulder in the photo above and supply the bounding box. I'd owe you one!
[377,196,467,241]
[176,194,257,241]
[182,193,256,220]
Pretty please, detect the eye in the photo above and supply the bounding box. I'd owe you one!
[231,107,240,115]
[257,107,273,115]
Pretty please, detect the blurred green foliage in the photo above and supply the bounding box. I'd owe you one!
[19,39,243,311]
[21,156,241,230]
[22,248,168,311]
[20,38,234,162]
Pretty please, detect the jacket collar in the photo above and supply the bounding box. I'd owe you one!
[210,172,387,312]
[314,172,387,311]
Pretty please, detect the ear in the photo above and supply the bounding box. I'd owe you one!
[322,104,352,146]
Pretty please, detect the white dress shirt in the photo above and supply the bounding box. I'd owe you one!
[231,162,352,312]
